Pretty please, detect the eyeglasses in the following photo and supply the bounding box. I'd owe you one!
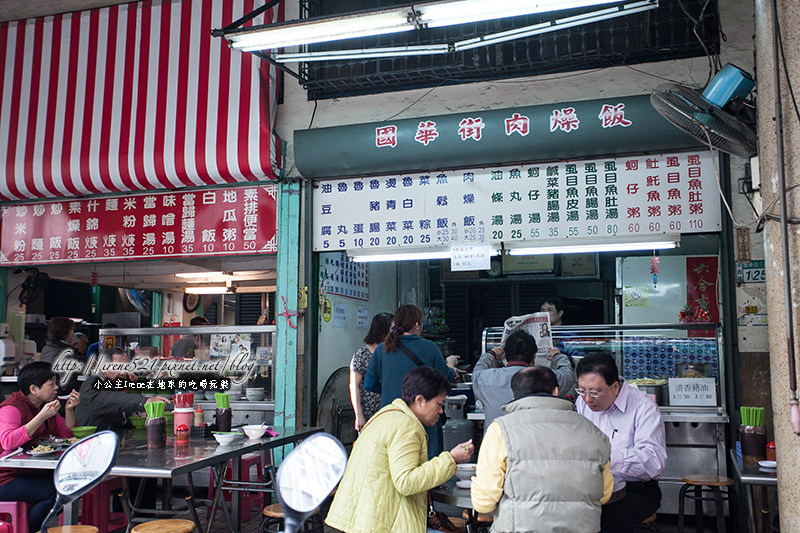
[575,387,608,398]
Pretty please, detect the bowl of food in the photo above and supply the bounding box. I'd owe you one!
[213,432,241,446]
[455,463,477,481]
[129,416,146,429]
[70,426,98,439]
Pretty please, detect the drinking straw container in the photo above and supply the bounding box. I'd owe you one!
[146,417,166,448]
[740,406,766,464]
[215,393,232,432]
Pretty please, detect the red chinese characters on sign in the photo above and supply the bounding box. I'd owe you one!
[0,186,278,265]
[414,121,439,146]
[504,113,530,136]
[597,103,632,128]
[376,125,398,148]
[458,117,485,141]
[686,256,720,337]
[549,108,580,133]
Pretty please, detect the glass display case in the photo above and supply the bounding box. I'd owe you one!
[482,323,730,515]
[99,325,276,401]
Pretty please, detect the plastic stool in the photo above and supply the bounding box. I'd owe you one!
[80,477,127,533]
[130,519,195,533]
[260,503,323,533]
[36,527,99,533]
[677,475,733,533]
[0,501,28,533]
[208,453,263,522]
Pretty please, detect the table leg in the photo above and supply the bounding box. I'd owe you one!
[231,455,241,532]
[205,461,230,533]
[760,485,770,533]
[744,485,757,533]
[694,485,704,533]
[62,501,75,525]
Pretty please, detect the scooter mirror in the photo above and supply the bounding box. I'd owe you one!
[42,431,119,533]
[275,432,347,533]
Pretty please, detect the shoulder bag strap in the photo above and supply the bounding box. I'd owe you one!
[396,341,425,366]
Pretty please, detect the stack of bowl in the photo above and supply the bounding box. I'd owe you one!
[245,387,265,402]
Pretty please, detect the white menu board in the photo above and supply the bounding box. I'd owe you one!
[312,151,720,253]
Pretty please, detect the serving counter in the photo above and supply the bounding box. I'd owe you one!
[480,322,729,516]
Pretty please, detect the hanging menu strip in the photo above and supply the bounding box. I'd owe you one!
[312,151,720,252]
[1,185,278,265]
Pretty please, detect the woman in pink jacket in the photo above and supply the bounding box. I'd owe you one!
[0,362,79,533]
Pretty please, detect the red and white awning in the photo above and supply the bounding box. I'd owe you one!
[0,0,283,202]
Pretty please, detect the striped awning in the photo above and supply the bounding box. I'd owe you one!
[0,0,283,202]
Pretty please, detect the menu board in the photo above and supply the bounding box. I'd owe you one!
[1,185,278,265]
[312,151,720,253]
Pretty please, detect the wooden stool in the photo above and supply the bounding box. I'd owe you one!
[678,475,733,533]
[462,508,493,531]
[635,513,660,532]
[260,503,323,533]
[36,527,100,533]
[445,515,467,529]
[130,519,195,533]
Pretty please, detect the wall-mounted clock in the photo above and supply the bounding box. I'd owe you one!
[183,293,200,313]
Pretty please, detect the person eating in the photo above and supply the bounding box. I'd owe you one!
[0,362,80,533]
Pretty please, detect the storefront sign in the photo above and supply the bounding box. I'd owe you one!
[668,377,717,406]
[0,185,277,265]
[312,151,720,253]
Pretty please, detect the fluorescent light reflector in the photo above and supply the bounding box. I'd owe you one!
[185,286,229,294]
[419,0,618,27]
[505,235,680,255]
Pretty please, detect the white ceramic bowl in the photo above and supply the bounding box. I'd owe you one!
[242,425,267,439]
[455,463,477,481]
[213,432,241,445]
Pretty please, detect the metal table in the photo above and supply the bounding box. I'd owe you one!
[729,450,777,533]
[1,426,322,533]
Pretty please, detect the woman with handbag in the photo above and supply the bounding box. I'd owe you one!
[326,366,474,533]
[364,304,457,459]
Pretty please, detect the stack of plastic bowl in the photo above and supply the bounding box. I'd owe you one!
[245,387,265,402]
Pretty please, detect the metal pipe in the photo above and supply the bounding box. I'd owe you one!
[771,0,800,433]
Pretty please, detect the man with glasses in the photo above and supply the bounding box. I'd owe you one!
[471,366,613,532]
[575,354,667,533]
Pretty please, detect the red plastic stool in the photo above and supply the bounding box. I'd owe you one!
[208,453,263,522]
[80,477,127,533]
[0,501,28,533]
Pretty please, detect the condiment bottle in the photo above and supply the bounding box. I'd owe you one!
[194,406,204,427]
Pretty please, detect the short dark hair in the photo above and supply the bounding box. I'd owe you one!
[511,366,558,398]
[541,296,565,312]
[364,312,393,345]
[575,353,620,386]
[47,316,75,342]
[504,330,537,363]
[190,316,210,326]
[19,362,57,394]
[401,366,451,405]
[101,347,129,361]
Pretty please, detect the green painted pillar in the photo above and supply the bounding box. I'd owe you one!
[274,180,301,428]
[151,292,163,353]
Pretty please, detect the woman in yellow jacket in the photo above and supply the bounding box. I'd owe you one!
[326,366,474,533]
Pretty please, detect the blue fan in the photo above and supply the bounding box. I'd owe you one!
[125,289,151,316]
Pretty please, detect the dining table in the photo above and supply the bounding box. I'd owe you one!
[729,449,778,533]
[0,425,323,533]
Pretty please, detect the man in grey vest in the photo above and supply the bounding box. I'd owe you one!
[471,366,613,533]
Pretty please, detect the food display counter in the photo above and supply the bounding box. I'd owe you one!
[99,325,276,401]
[481,323,729,515]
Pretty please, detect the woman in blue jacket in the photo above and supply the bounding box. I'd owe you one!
[365,304,455,459]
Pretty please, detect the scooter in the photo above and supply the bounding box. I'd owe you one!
[271,432,348,533]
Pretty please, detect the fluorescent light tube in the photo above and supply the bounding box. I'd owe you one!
[185,286,230,294]
[418,0,620,28]
[454,1,658,50]
[174,271,226,279]
[275,44,450,62]
[228,8,414,51]
[505,235,680,256]
[349,250,453,262]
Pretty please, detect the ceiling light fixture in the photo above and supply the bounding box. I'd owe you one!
[219,0,630,53]
[184,286,230,294]
[271,0,657,63]
[504,235,680,256]
[174,271,227,279]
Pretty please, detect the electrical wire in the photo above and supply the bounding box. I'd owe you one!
[774,2,800,126]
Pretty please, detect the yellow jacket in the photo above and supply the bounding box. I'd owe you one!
[325,399,457,533]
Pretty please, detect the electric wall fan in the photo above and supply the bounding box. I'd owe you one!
[17,268,49,305]
[650,63,757,158]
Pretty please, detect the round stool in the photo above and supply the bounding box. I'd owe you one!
[260,503,323,533]
[37,527,100,533]
[130,519,195,533]
[635,513,660,532]
[462,509,493,532]
[677,475,733,533]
